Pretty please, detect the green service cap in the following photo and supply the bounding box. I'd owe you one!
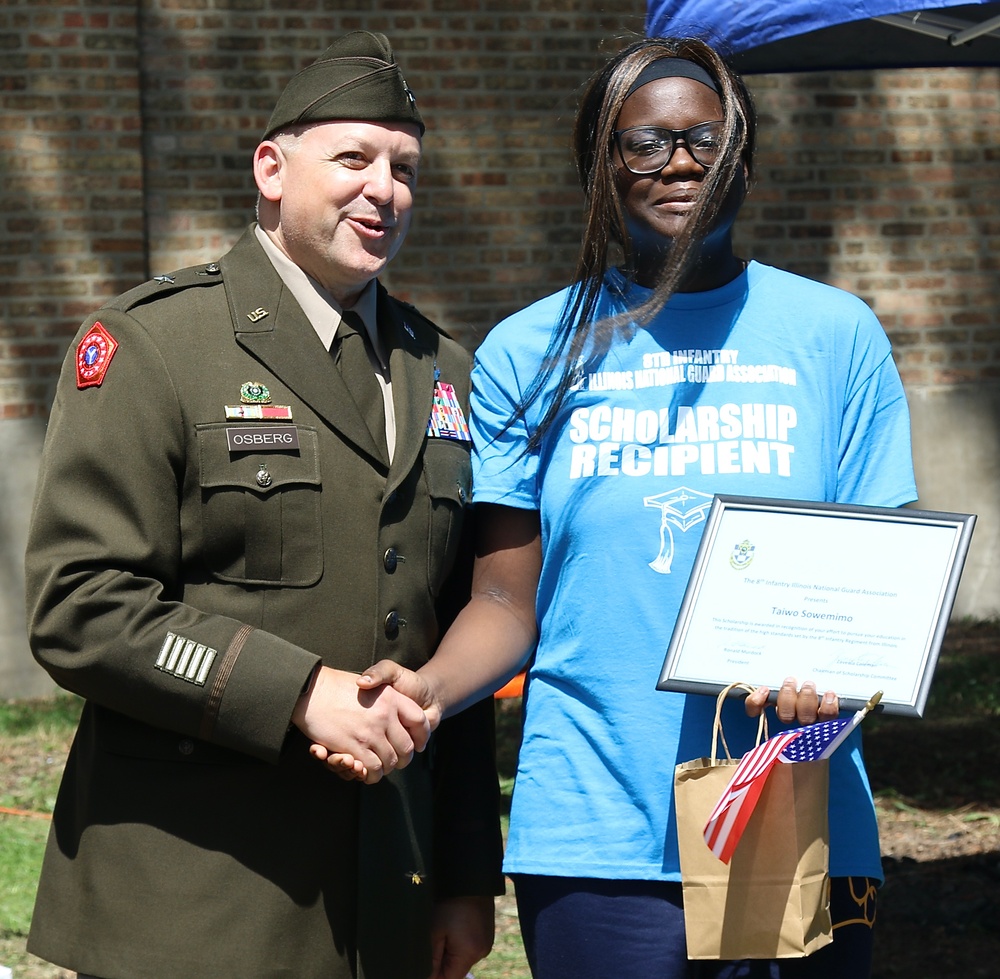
[263,31,424,139]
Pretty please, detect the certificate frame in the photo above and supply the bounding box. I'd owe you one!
[656,495,976,717]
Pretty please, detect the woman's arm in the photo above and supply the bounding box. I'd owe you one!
[312,503,541,779]
[407,502,542,723]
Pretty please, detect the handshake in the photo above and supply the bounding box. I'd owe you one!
[291,660,440,784]
[290,656,843,785]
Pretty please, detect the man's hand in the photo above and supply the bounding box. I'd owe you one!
[291,666,430,783]
[430,895,495,979]
[308,660,440,783]
[745,677,840,725]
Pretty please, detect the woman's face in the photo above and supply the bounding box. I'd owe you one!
[614,75,745,282]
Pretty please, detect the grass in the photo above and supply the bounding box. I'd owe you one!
[0,697,84,739]
[901,616,1000,717]
[0,694,82,975]
[0,695,82,816]
[1,820,51,936]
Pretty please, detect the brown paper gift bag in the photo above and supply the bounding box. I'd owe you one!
[673,682,833,960]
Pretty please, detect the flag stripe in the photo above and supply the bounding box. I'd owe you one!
[703,730,802,863]
[706,730,800,823]
[705,773,770,862]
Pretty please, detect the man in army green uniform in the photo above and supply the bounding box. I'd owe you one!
[24,30,502,979]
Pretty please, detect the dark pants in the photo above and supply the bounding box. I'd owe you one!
[512,874,876,979]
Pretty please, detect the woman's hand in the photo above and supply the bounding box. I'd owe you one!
[745,677,839,725]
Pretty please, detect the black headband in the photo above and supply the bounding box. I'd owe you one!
[625,58,720,99]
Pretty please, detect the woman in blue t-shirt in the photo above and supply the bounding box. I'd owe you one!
[323,35,915,979]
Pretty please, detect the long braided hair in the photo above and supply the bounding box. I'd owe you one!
[513,36,757,452]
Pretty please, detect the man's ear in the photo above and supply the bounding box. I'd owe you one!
[253,141,284,202]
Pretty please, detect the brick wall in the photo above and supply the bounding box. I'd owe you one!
[2,0,999,420]
[737,68,1000,388]
[0,1,145,421]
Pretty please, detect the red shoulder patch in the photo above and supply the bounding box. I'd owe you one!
[76,321,119,389]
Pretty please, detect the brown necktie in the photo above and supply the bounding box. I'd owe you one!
[334,311,388,459]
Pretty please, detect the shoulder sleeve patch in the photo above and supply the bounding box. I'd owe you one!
[76,321,119,389]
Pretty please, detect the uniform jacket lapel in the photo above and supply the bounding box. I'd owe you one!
[378,283,438,496]
[220,228,386,467]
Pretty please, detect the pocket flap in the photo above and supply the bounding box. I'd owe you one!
[197,423,320,493]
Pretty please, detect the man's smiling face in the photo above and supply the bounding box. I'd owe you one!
[257,119,422,306]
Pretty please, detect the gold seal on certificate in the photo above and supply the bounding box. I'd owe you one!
[657,496,976,717]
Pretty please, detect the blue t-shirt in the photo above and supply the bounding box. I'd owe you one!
[471,262,916,882]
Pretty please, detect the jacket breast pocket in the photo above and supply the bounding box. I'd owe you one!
[196,423,322,586]
[422,438,471,596]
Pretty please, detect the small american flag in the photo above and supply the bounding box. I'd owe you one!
[703,717,852,863]
[778,717,854,763]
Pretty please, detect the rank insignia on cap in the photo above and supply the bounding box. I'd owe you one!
[76,321,118,390]
[240,381,271,404]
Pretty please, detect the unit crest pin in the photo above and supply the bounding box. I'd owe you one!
[240,382,271,405]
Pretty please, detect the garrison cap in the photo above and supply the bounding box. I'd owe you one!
[263,31,424,139]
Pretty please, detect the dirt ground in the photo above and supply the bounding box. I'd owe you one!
[862,625,1000,979]
[872,808,999,978]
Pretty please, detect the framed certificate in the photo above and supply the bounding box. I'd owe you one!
[656,496,976,717]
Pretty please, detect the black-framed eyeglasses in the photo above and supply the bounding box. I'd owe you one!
[613,121,725,174]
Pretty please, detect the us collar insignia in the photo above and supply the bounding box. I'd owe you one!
[225,381,293,421]
[76,321,118,390]
[402,320,416,340]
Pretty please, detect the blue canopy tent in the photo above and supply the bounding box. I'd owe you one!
[646,1,1000,72]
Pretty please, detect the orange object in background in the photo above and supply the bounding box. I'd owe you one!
[493,672,526,698]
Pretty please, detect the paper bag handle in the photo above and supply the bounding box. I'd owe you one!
[710,682,768,764]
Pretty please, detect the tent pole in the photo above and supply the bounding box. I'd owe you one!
[950,12,1000,44]
[873,11,1000,45]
